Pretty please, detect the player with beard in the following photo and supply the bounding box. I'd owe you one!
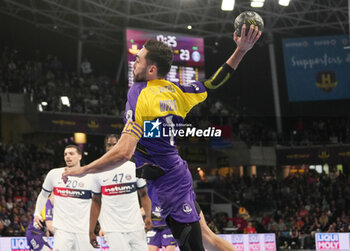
[63,24,261,251]
[34,145,95,251]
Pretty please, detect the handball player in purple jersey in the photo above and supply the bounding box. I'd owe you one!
[63,24,261,251]
[26,195,54,251]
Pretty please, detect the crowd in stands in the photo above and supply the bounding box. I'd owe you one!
[0,46,126,116]
[0,142,55,236]
[200,169,350,249]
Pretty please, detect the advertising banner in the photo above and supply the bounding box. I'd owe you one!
[276,144,350,165]
[37,113,124,134]
[315,233,350,250]
[282,35,350,102]
[0,234,276,251]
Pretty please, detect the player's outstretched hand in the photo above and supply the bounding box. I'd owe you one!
[33,216,43,229]
[234,24,261,52]
[90,232,100,248]
[61,166,86,182]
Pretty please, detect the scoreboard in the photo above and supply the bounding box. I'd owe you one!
[126,28,205,87]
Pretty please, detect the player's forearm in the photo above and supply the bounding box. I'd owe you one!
[140,195,152,220]
[85,151,128,174]
[226,47,248,70]
[203,47,248,90]
[90,195,101,234]
[84,135,136,174]
[34,190,50,217]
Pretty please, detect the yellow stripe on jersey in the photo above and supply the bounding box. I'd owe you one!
[122,121,143,140]
[135,79,207,123]
[40,205,46,221]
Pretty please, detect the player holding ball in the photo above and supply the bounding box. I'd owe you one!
[63,12,262,251]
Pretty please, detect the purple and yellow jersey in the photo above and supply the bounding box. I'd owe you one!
[27,199,53,234]
[122,79,207,171]
[123,79,206,223]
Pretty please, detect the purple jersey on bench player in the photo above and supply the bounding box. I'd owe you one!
[26,199,53,251]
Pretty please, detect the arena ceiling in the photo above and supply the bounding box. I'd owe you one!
[1,0,349,52]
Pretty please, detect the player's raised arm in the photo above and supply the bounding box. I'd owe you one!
[62,133,138,179]
[203,24,261,90]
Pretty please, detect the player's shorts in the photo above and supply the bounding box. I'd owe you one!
[26,230,51,251]
[154,160,201,223]
[147,228,177,247]
[54,228,94,251]
[105,229,147,251]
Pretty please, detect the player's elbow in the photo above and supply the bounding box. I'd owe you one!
[118,149,133,162]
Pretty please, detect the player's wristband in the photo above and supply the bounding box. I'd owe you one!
[203,63,235,89]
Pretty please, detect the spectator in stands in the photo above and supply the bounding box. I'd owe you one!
[243,221,256,234]
[232,213,247,233]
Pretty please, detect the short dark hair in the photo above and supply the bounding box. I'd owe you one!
[64,145,82,155]
[104,134,120,145]
[144,39,173,78]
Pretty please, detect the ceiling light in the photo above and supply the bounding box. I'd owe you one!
[279,0,290,6]
[251,0,265,8]
[221,0,235,11]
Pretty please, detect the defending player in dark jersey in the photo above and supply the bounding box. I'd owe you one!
[63,24,261,251]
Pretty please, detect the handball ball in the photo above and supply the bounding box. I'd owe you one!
[234,11,264,37]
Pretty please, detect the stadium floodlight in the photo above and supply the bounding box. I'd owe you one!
[60,96,70,107]
[251,0,265,8]
[221,0,235,11]
[41,101,48,106]
[187,25,192,30]
[278,0,290,6]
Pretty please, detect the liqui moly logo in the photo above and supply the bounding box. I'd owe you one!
[249,234,261,251]
[316,233,340,250]
[232,235,244,251]
[102,182,136,196]
[54,187,92,199]
[264,234,276,251]
[11,237,30,251]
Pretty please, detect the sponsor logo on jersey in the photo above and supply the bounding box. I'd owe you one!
[162,234,174,239]
[182,203,192,214]
[146,230,157,238]
[316,233,340,249]
[53,187,92,199]
[264,233,276,251]
[248,234,260,251]
[101,182,136,196]
[125,174,132,180]
[11,237,30,250]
